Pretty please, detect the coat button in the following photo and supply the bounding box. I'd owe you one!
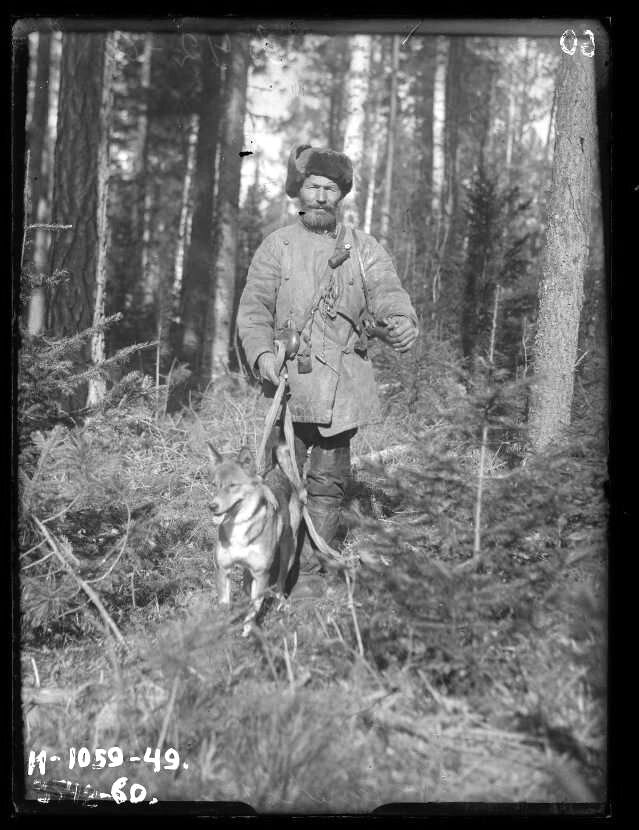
[283,239,289,245]
[344,242,351,250]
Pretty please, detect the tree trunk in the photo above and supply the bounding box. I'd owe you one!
[460,56,497,361]
[25,32,51,335]
[431,36,449,220]
[439,37,465,339]
[85,34,116,406]
[171,113,199,319]
[430,35,449,332]
[363,37,383,235]
[514,38,531,173]
[363,131,380,235]
[48,32,112,338]
[326,38,349,151]
[166,112,199,361]
[545,84,557,164]
[342,35,372,228]
[208,36,250,377]
[136,35,155,309]
[528,41,596,451]
[409,37,435,289]
[25,33,50,219]
[180,40,223,371]
[379,34,400,248]
[505,67,516,170]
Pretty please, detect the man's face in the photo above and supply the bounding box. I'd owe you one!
[298,175,342,231]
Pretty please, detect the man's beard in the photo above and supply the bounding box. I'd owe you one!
[299,203,338,232]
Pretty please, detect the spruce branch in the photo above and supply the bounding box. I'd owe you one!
[33,517,127,648]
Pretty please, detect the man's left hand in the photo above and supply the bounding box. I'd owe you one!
[383,316,418,352]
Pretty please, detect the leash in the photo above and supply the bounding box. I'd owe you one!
[255,340,288,476]
[255,340,347,571]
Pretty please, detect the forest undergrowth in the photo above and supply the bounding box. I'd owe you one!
[17,332,608,811]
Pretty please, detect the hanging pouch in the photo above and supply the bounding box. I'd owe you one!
[285,342,343,424]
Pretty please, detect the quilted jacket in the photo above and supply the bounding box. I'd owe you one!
[236,219,417,437]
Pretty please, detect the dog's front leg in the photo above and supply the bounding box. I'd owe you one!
[216,560,232,606]
[275,526,295,611]
[241,570,269,637]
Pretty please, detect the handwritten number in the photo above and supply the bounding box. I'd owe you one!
[560,29,595,57]
[163,748,179,770]
[560,29,577,55]
[582,29,595,57]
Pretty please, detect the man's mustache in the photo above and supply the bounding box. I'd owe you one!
[300,204,336,214]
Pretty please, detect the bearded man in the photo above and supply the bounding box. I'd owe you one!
[237,144,418,597]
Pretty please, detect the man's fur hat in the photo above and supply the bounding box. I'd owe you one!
[285,144,353,198]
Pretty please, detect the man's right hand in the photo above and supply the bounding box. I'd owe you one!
[257,352,285,385]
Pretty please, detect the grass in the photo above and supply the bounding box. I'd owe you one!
[17,364,608,813]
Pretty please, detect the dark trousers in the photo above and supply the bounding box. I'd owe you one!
[265,423,355,573]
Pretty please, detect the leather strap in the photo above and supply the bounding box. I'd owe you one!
[349,228,375,322]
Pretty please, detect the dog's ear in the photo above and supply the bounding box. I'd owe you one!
[236,445,256,474]
[207,442,223,467]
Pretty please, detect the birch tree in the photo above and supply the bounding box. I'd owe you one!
[431,36,449,221]
[379,34,400,248]
[342,35,371,228]
[528,33,596,451]
[363,37,383,235]
[25,31,51,335]
[209,36,250,377]
[429,35,449,329]
[134,35,155,309]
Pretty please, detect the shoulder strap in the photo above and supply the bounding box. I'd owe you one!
[327,223,349,269]
[349,228,374,320]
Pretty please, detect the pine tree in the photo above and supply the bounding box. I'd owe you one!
[48,32,113,339]
[528,35,596,451]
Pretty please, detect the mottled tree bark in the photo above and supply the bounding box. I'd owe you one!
[208,36,250,377]
[48,33,111,338]
[86,33,117,406]
[528,40,596,451]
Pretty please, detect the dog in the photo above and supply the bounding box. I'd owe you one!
[207,441,303,635]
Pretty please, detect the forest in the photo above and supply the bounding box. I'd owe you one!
[15,19,608,811]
